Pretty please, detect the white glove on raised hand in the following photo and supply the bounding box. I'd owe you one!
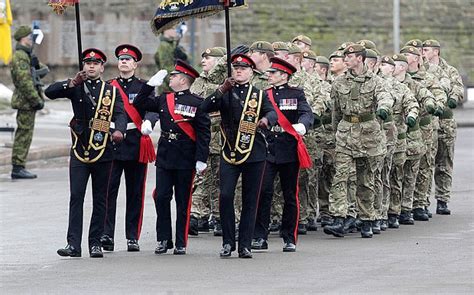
[195,161,207,175]
[292,123,306,136]
[141,120,153,135]
[147,70,168,87]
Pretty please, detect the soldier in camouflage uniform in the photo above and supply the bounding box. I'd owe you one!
[316,50,346,228]
[397,47,446,224]
[323,44,393,238]
[379,55,420,230]
[189,47,226,236]
[422,40,463,215]
[292,35,312,52]
[10,25,48,179]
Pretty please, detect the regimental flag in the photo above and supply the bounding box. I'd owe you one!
[152,0,246,35]
[0,0,13,64]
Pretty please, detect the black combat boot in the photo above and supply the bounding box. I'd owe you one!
[399,211,414,225]
[436,200,451,215]
[343,216,357,234]
[413,208,429,221]
[320,215,333,227]
[387,214,399,229]
[213,220,222,236]
[323,217,345,237]
[100,235,114,251]
[269,219,281,232]
[380,219,388,231]
[297,223,307,235]
[11,165,37,179]
[425,206,433,218]
[198,217,209,232]
[306,218,318,231]
[360,221,373,238]
[372,220,381,234]
[189,216,199,236]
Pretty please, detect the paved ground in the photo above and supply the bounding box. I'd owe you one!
[0,126,473,293]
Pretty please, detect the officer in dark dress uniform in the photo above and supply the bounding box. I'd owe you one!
[45,48,127,258]
[201,54,277,258]
[100,44,159,252]
[133,60,211,255]
[251,57,313,252]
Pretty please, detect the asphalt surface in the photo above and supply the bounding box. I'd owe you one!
[0,127,473,293]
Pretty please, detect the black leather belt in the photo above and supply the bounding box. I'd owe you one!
[161,131,183,140]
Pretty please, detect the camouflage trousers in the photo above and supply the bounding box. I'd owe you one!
[12,110,36,167]
[234,177,243,223]
[401,157,422,212]
[412,142,434,210]
[346,164,358,218]
[317,148,336,218]
[191,153,220,220]
[329,152,383,221]
[425,130,438,207]
[434,118,457,203]
[388,151,407,216]
[270,176,283,222]
[375,144,395,220]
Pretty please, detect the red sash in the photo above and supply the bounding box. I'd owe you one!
[166,93,196,141]
[110,79,156,163]
[266,89,312,169]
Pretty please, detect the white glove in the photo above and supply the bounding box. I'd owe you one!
[33,29,44,45]
[147,70,168,87]
[195,161,207,175]
[292,123,306,136]
[141,120,153,135]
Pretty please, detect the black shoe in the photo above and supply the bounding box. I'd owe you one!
[208,216,216,229]
[251,238,268,250]
[198,217,210,232]
[213,221,223,237]
[220,244,235,258]
[388,214,399,229]
[57,244,81,257]
[11,166,37,179]
[173,247,186,255]
[297,223,307,235]
[269,220,281,232]
[90,245,103,258]
[399,211,414,225]
[320,215,333,227]
[307,218,318,231]
[127,239,140,252]
[343,216,357,234]
[360,221,373,238]
[100,235,114,251]
[323,217,345,237]
[238,248,252,258]
[380,219,388,231]
[354,218,363,231]
[413,208,429,221]
[372,220,381,234]
[155,240,173,254]
[425,207,433,218]
[283,242,296,252]
[189,216,199,236]
[436,200,451,215]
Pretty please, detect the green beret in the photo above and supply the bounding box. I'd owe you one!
[249,41,274,53]
[357,39,377,50]
[292,35,312,46]
[288,43,303,55]
[423,39,441,48]
[201,47,225,58]
[343,44,365,55]
[215,47,227,55]
[392,54,408,63]
[302,50,317,60]
[405,39,423,48]
[330,50,345,59]
[338,42,354,51]
[381,55,395,66]
[14,25,32,41]
[315,56,330,65]
[400,45,420,56]
[272,41,289,51]
[365,49,379,59]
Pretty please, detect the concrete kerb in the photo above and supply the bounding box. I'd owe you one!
[0,144,70,173]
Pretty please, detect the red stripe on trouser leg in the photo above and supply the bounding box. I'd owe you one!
[136,165,148,240]
[293,170,300,244]
[184,171,196,247]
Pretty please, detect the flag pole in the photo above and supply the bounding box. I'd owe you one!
[224,0,231,77]
[74,1,83,71]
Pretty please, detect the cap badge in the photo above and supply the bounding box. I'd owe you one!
[205,49,211,54]
[349,47,354,53]
[237,56,243,62]
[412,41,417,46]
[123,48,128,53]
[393,55,398,59]
[90,51,95,57]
